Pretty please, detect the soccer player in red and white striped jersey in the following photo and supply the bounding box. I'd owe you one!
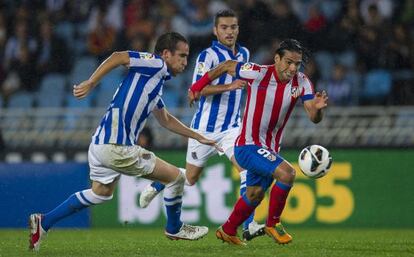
[189,39,328,245]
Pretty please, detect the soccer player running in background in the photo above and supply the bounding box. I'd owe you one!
[189,39,328,245]
[139,9,265,241]
[29,32,219,251]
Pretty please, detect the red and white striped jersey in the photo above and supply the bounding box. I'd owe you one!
[234,62,315,153]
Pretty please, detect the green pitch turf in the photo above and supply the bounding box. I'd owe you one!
[0,228,413,257]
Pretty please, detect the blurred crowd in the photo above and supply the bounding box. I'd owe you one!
[0,0,413,108]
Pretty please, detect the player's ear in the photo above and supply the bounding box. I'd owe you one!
[274,54,280,63]
[161,49,171,59]
[213,26,218,37]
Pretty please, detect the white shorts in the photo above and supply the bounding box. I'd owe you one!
[186,127,240,167]
[88,143,156,184]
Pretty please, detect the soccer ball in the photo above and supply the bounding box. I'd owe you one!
[298,145,332,178]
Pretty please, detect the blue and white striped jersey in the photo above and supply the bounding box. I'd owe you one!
[92,51,170,145]
[191,41,249,133]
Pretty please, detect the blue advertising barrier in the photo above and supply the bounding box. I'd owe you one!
[0,163,90,228]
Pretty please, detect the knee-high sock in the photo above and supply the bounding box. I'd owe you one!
[222,194,258,236]
[266,181,291,227]
[239,170,255,231]
[163,169,185,234]
[42,189,112,231]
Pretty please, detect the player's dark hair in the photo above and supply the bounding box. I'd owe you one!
[214,9,238,26]
[275,39,310,63]
[154,32,188,56]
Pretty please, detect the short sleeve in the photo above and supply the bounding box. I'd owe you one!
[128,51,165,76]
[298,73,315,102]
[156,98,165,109]
[235,62,261,80]
[192,50,214,83]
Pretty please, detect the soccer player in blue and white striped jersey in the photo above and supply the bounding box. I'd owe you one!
[29,32,219,251]
[140,10,265,241]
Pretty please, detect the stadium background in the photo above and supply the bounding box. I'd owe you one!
[0,0,413,231]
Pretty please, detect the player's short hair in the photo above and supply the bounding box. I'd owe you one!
[154,32,188,55]
[214,9,238,26]
[275,39,309,63]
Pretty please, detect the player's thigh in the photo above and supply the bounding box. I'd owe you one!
[186,137,217,167]
[89,143,121,185]
[219,127,240,160]
[90,143,156,178]
[234,145,284,176]
[234,145,284,189]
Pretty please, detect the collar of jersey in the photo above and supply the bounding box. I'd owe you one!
[157,55,171,81]
[271,65,290,86]
[212,40,242,59]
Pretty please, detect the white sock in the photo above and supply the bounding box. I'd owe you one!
[164,169,185,204]
[75,189,113,206]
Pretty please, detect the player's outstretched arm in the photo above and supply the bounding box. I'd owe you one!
[73,51,129,99]
[188,60,239,106]
[199,79,247,97]
[153,107,222,151]
[304,90,329,123]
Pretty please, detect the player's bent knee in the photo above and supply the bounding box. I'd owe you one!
[274,164,296,185]
[185,176,198,186]
[184,166,203,186]
[246,187,265,203]
[287,167,296,180]
[279,170,296,185]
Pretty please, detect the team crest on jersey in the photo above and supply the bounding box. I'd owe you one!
[196,62,206,75]
[139,53,155,60]
[291,85,301,98]
[240,63,253,71]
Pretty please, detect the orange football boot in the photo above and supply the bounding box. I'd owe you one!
[264,223,292,244]
[215,227,246,246]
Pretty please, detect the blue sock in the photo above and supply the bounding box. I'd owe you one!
[164,201,183,234]
[151,181,166,192]
[42,193,88,231]
[41,189,111,231]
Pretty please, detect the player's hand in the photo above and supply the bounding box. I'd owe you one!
[188,89,201,107]
[314,90,328,109]
[73,80,95,99]
[228,79,247,90]
[197,137,223,153]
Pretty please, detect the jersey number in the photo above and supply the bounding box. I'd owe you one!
[257,148,277,162]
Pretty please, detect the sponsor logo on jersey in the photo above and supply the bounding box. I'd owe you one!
[196,62,206,75]
[139,53,155,60]
[267,154,277,162]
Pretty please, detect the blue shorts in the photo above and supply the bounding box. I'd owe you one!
[234,145,284,190]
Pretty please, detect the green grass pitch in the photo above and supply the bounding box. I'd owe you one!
[0,228,413,257]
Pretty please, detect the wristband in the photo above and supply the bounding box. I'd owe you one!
[190,73,212,93]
